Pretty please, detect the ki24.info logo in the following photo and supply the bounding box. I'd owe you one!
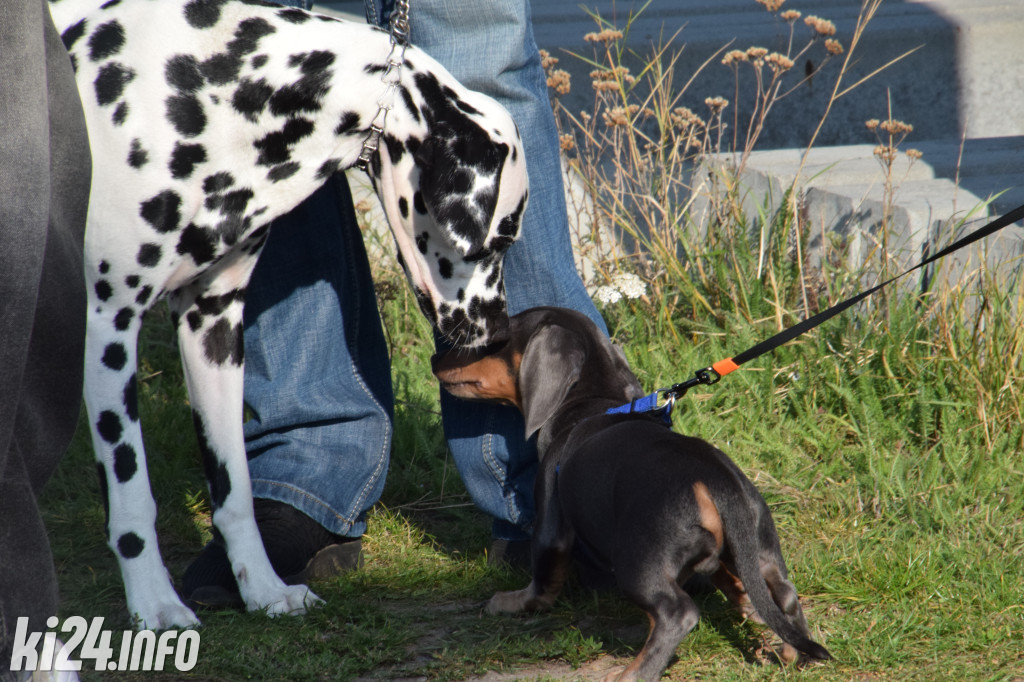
[9,616,199,674]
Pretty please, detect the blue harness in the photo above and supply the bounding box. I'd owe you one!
[605,390,675,426]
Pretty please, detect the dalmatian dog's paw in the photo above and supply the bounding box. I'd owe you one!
[127,592,201,631]
[242,580,323,617]
[123,566,201,630]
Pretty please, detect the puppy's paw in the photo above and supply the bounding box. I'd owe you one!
[598,666,631,682]
[487,587,545,614]
[779,642,800,664]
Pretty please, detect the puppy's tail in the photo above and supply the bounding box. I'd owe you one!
[718,488,832,662]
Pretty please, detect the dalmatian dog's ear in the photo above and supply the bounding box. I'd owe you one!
[413,136,508,259]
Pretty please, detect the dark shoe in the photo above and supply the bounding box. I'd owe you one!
[185,584,244,611]
[182,499,363,610]
[182,541,242,610]
[487,538,531,571]
[283,539,364,585]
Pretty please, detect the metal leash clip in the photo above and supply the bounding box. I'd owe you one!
[356,0,411,173]
[661,366,722,403]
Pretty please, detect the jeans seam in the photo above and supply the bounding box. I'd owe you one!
[480,415,522,529]
[337,184,392,525]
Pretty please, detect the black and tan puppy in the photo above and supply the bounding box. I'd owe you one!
[432,307,830,681]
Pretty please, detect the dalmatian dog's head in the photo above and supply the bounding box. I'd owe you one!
[371,64,528,348]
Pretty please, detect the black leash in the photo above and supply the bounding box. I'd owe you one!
[608,201,1024,420]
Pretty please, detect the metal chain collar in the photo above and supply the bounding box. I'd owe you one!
[355,0,411,172]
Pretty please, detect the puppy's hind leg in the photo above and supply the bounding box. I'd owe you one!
[170,276,320,618]
[610,567,699,682]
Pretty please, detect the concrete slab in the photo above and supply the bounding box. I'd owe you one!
[314,0,1023,294]
[700,143,1023,290]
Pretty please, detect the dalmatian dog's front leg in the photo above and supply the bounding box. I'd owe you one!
[85,304,200,630]
[168,275,320,618]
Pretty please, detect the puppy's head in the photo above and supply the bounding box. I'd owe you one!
[372,59,527,348]
[432,307,643,438]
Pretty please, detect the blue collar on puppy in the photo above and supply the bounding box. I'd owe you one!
[606,391,674,426]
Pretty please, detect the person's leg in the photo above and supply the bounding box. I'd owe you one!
[243,172,394,543]
[0,0,89,675]
[365,0,606,545]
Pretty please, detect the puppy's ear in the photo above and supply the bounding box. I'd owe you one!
[519,325,585,438]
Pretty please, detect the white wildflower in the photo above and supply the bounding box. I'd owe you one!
[593,273,647,305]
[612,272,647,299]
[594,285,623,305]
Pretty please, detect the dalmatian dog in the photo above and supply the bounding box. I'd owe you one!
[48,0,528,630]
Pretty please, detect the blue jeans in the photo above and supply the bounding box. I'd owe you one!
[245,0,606,541]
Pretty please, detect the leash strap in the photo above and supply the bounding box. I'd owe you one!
[611,200,1024,418]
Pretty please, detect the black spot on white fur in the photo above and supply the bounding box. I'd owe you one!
[88,20,125,62]
[203,171,235,194]
[166,54,205,92]
[94,62,134,106]
[232,77,274,121]
[117,532,145,559]
[137,243,162,267]
[128,139,148,168]
[277,7,310,24]
[169,142,207,178]
[114,307,134,330]
[124,373,139,421]
[334,111,358,136]
[113,443,137,482]
[61,20,88,52]
[316,159,342,180]
[97,410,123,444]
[102,342,127,370]
[165,93,207,137]
[140,190,183,232]
[268,161,299,182]
[177,223,218,264]
[135,285,153,306]
[253,117,314,165]
[112,101,129,125]
[184,0,229,29]
[95,279,113,301]
[438,257,453,280]
[192,409,231,510]
[203,318,244,366]
[200,17,275,85]
[268,50,335,116]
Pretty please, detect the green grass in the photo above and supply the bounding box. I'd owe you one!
[40,5,1024,676]
[42,249,1024,679]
